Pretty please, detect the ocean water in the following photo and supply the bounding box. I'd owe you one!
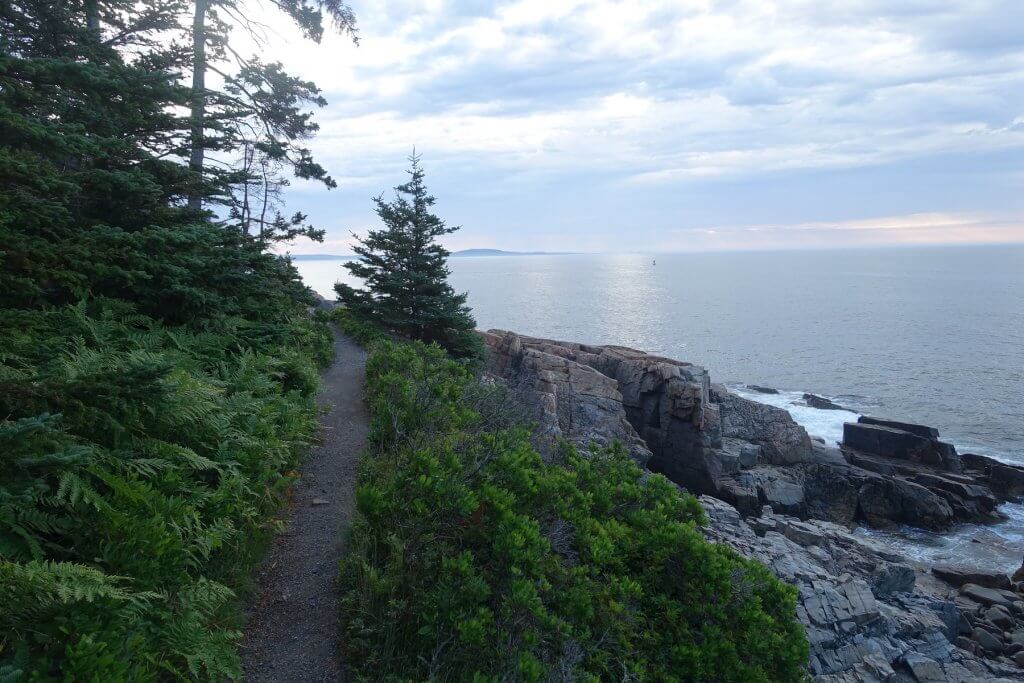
[298,245,1024,571]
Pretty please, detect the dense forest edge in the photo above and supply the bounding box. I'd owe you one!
[1,1,343,678]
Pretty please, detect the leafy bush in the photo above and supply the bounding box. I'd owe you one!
[0,299,332,679]
[339,340,809,681]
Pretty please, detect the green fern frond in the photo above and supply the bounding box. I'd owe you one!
[53,472,106,511]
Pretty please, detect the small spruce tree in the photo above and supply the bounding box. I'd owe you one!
[336,154,481,358]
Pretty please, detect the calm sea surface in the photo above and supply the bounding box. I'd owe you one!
[300,244,1024,466]
[300,245,1024,571]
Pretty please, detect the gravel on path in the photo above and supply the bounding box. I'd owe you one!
[240,332,367,682]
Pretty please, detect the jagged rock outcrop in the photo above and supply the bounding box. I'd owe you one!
[479,330,652,464]
[481,329,1024,680]
[713,384,814,464]
[840,417,1006,526]
[481,329,1021,532]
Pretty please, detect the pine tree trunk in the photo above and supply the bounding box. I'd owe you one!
[241,142,252,236]
[187,0,207,211]
[258,155,269,247]
[84,0,100,31]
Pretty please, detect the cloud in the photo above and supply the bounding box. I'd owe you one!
[238,0,1024,250]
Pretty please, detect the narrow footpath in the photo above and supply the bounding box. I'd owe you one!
[240,332,368,682]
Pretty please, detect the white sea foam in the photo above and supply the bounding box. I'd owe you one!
[730,386,860,447]
[853,501,1024,573]
[732,384,1024,572]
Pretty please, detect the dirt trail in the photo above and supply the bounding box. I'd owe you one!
[240,332,367,682]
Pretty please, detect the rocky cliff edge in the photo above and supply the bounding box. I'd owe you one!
[480,329,1024,682]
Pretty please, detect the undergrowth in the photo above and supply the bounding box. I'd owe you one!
[0,298,332,680]
[338,339,809,681]
[331,307,390,347]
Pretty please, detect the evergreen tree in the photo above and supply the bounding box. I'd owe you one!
[336,155,481,358]
[182,0,358,230]
[0,0,193,309]
[0,0,352,314]
[1,4,338,678]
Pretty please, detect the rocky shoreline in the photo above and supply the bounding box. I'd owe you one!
[480,329,1024,682]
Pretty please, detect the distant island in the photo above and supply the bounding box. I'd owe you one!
[290,249,575,260]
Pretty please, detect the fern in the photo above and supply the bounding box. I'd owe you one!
[0,300,331,679]
[53,471,107,510]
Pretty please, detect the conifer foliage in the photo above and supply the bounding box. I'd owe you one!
[336,154,481,358]
[0,1,342,678]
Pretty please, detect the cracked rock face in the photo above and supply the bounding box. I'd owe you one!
[480,329,1024,681]
[701,497,1024,682]
[480,330,1016,532]
[479,330,653,464]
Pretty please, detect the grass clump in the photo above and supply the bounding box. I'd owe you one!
[339,340,809,681]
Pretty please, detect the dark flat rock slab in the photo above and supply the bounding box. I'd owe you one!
[961,583,1015,608]
[858,416,939,439]
[933,566,1011,590]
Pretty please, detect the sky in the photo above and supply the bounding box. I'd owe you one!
[248,0,1024,253]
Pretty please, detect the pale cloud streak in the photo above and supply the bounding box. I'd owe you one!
[661,212,1024,251]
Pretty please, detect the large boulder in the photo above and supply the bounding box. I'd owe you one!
[713,386,814,465]
[857,476,955,530]
[843,418,961,472]
[738,467,807,516]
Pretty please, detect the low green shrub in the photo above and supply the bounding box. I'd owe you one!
[0,299,332,680]
[339,340,809,681]
[331,307,390,347]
